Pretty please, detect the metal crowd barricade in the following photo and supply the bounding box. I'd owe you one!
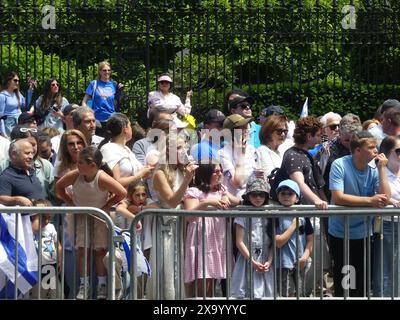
[0,207,116,300]
[129,205,400,300]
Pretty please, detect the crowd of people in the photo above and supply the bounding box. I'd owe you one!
[0,61,400,300]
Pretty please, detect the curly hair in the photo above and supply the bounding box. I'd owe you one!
[293,116,322,145]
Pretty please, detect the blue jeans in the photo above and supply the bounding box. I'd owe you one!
[4,114,19,137]
[372,220,400,297]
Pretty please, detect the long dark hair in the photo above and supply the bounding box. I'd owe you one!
[98,113,129,149]
[193,163,221,194]
[79,146,113,177]
[38,78,63,114]
[1,71,21,108]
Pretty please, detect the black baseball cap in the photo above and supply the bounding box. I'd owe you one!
[228,96,255,109]
[260,105,284,117]
[62,104,79,116]
[204,109,226,124]
[380,99,400,114]
[18,112,36,125]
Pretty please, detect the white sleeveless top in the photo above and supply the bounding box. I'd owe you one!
[101,142,143,177]
[72,170,109,208]
[156,169,184,209]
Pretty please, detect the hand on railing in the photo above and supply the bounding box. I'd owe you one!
[370,194,389,208]
[207,198,230,210]
[15,196,33,206]
[135,221,142,232]
[392,200,400,208]
[314,199,328,210]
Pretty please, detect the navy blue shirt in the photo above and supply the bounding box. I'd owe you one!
[0,164,44,200]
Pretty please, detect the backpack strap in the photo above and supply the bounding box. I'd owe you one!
[92,80,97,100]
[292,146,325,189]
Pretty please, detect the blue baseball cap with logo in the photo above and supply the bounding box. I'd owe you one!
[276,179,301,198]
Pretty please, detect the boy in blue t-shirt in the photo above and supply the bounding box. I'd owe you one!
[275,179,314,297]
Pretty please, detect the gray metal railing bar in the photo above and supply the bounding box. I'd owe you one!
[129,206,400,300]
[0,207,116,300]
[14,213,19,299]
[38,214,42,299]
[202,216,206,299]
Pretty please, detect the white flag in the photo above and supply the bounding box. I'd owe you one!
[115,227,151,277]
[300,97,309,118]
[0,213,38,298]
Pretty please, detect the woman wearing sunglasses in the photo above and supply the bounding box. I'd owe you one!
[373,136,400,297]
[82,61,123,136]
[255,114,290,180]
[0,71,27,137]
[34,78,69,133]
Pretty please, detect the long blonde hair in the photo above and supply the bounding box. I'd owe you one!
[157,135,185,189]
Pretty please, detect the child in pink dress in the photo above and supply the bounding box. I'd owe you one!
[183,163,240,297]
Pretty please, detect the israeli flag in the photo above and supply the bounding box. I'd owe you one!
[300,97,309,118]
[0,213,38,298]
[115,227,151,277]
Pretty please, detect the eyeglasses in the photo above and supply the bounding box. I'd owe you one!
[394,148,400,156]
[328,124,339,130]
[51,83,59,87]
[19,127,37,133]
[213,169,222,174]
[249,191,266,198]
[274,128,288,135]
[159,81,170,85]
[13,79,20,83]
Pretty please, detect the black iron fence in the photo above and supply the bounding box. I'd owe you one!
[0,1,399,127]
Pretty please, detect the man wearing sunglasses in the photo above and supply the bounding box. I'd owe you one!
[309,112,342,157]
[227,94,261,149]
[322,112,342,142]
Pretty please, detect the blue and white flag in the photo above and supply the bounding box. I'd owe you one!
[0,213,38,298]
[300,97,309,118]
[115,227,151,277]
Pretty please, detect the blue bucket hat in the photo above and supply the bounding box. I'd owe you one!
[276,179,301,198]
